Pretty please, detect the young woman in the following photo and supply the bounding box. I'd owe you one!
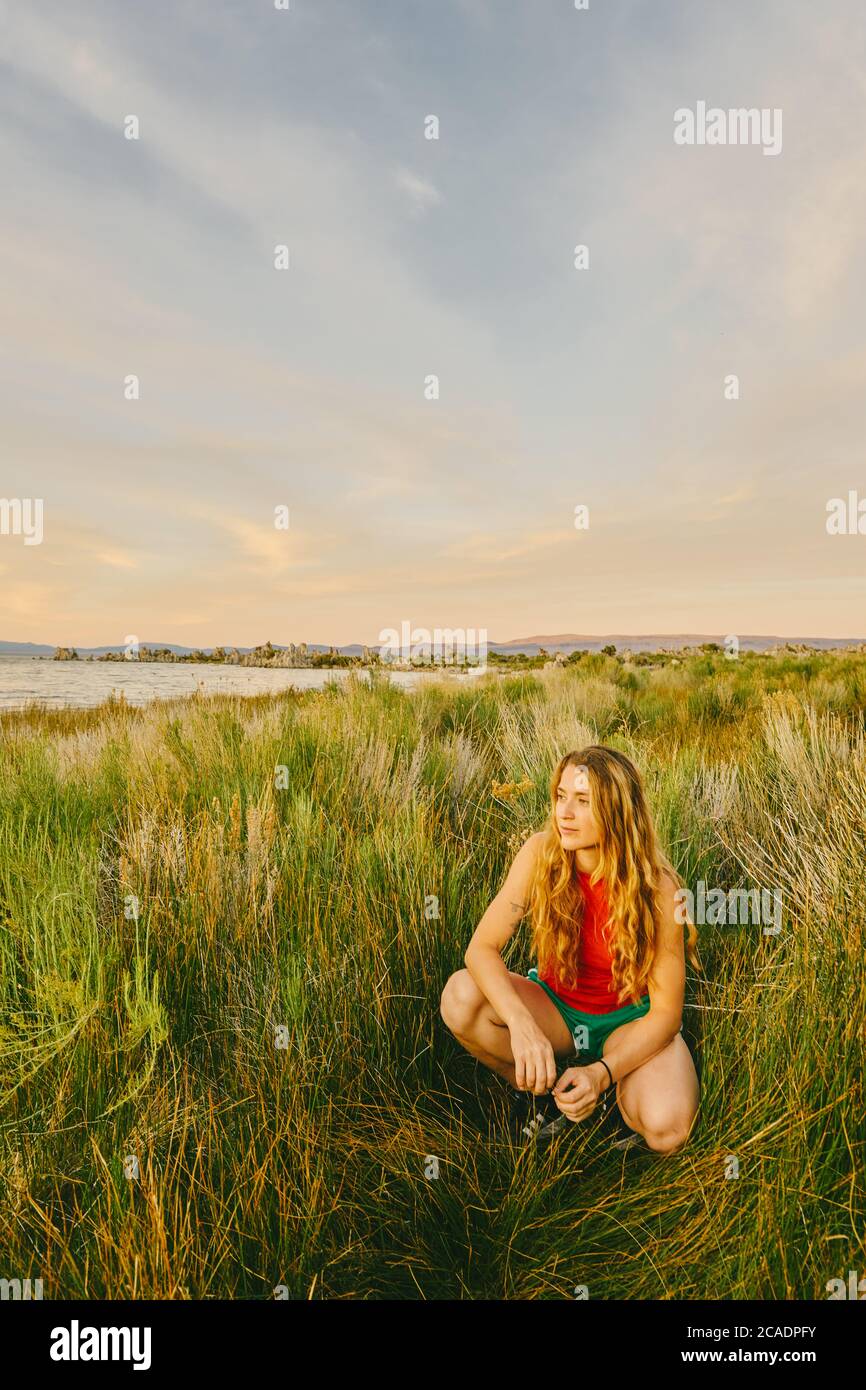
[440,745,701,1151]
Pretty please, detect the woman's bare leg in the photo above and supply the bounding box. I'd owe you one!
[439,967,574,1088]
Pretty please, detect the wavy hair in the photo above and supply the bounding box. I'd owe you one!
[527,746,701,1005]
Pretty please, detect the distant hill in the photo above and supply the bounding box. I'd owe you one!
[0,641,57,656]
[0,641,336,657]
[2,633,865,658]
[490,633,866,654]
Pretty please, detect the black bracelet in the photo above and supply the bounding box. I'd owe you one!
[598,1058,615,1090]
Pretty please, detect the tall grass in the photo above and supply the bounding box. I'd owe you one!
[0,655,863,1298]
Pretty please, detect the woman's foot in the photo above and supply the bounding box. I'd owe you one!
[610,1131,646,1151]
[510,1088,567,1143]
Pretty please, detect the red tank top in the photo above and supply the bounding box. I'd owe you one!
[536,870,627,1014]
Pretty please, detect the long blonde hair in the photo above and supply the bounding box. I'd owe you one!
[528,746,701,1005]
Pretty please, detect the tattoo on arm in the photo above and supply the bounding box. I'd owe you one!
[508,900,527,919]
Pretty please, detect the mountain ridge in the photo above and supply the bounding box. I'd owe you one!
[3,633,866,657]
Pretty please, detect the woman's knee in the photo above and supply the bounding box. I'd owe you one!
[439,968,487,1034]
[642,1118,695,1153]
[629,1100,699,1153]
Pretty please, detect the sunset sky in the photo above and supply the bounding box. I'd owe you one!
[2,0,865,647]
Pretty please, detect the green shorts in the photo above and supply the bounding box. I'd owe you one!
[526,967,653,1063]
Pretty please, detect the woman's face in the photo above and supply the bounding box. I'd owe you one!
[555,763,601,851]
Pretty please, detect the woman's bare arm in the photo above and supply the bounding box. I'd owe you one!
[464,831,545,1027]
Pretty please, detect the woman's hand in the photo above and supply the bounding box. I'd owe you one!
[508,1015,558,1093]
[551,1064,605,1121]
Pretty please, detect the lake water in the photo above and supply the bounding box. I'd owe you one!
[0,655,484,711]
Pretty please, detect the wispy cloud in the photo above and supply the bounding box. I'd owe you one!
[394,168,442,216]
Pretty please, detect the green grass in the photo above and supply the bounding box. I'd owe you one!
[0,654,863,1298]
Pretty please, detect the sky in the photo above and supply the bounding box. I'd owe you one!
[1,0,865,647]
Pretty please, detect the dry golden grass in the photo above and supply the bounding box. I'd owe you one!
[0,653,863,1297]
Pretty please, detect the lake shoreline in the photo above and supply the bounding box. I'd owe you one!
[0,656,491,713]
